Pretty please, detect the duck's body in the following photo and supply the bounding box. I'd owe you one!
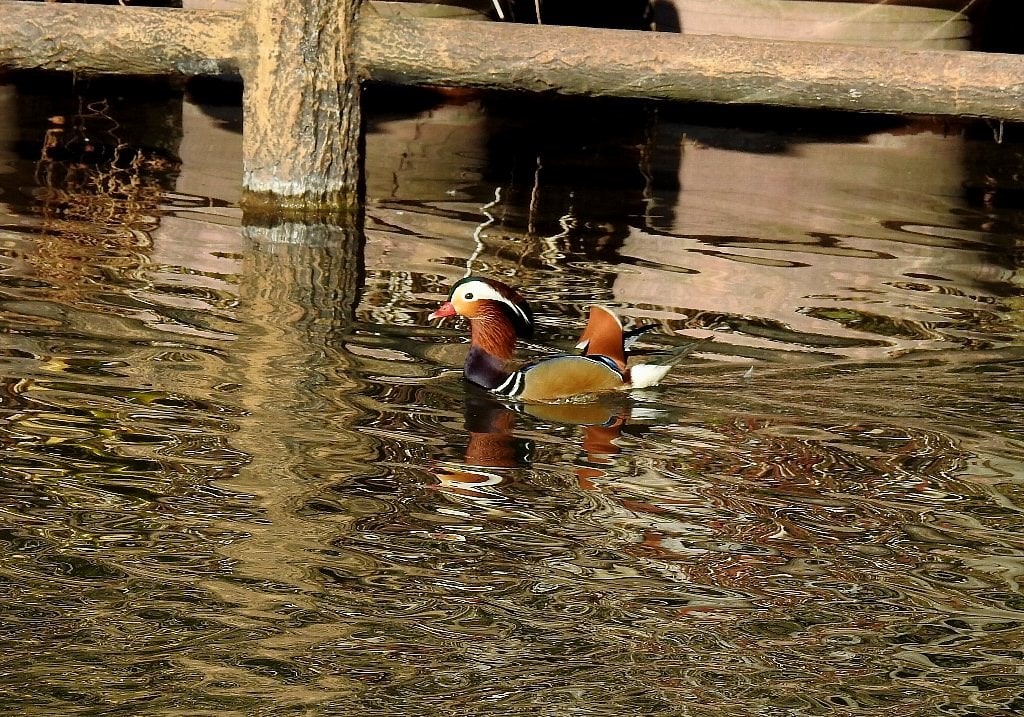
[428,277,694,402]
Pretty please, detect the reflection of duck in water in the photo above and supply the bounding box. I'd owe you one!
[436,391,634,498]
[428,276,707,402]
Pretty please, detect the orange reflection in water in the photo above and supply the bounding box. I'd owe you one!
[435,391,634,496]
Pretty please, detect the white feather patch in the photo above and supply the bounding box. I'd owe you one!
[629,363,673,389]
[455,280,531,326]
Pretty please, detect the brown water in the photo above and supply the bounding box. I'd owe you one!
[1,76,1023,716]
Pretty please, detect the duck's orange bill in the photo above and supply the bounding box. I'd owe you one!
[428,301,457,321]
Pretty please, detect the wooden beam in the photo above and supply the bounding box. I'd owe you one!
[0,4,238,76]
[1,2,1023,122]
[356,12,1024,121]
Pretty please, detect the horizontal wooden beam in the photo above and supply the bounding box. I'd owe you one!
[0,3,239,76]
[356,12,1024,120]
[1,1,1023,121]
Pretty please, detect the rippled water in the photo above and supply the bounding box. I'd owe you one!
[1,77,1023,716]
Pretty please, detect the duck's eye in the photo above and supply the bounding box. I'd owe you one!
[464,292,474,300]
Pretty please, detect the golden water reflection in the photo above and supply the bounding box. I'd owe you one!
[0,78,1022,714]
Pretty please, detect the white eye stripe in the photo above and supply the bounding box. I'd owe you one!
[455,280,504,303]
[456,281,531,326]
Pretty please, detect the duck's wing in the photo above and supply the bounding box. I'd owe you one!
[575,306,628,370]
[515,355,626,402]
[622,323,657,351]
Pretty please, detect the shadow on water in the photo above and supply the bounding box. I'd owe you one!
[0,71,1023,715]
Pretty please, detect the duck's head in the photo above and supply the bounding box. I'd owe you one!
[429,276,534,340]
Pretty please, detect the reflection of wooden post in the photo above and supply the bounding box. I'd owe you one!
[221,221,368,594]
[240,0,363,216]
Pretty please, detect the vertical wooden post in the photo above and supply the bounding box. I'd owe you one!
[240,0,363,216]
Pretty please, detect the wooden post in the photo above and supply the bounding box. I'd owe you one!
[240,0,363,217]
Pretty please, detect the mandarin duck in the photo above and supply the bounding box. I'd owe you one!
[428,276,704,402]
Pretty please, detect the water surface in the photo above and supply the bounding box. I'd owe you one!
[1,77,1023,715]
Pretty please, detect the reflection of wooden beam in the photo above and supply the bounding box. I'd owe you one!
[2,2,1023,121]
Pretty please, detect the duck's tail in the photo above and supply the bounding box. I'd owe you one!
[628,337,712,389]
